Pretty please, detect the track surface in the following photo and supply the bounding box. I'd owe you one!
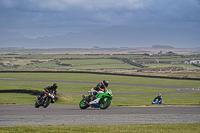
[0,105,200,126]
[0,78,200,126]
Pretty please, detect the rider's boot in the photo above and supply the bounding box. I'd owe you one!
[86,94,93,102]
[52,98,55,103]
[86,97,90,103]
[82,95,90,103]
[55,96,58,101]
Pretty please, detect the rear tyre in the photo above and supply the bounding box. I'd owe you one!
[79,99,89,109]
[99,98,111,109]
[43,98,51,108]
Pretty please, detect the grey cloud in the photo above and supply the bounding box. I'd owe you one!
[0,0,200,38]
[0,0,145,12]
[197,0,200,4]
[0,0,147,28]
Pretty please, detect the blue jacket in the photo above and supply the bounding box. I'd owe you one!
[153,96,162,102]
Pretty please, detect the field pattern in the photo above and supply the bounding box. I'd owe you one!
[1,52,200,78]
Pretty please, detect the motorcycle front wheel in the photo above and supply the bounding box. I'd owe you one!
[79,99,89,109]
[43,97,51,108]
[99,97,111,109]
[35,101,40,108]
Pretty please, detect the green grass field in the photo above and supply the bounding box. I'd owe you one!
[0,72,199,106]
[0,123,200,133]
[1,53,200,73]
[144,64,200,70]
[0,72,200,86]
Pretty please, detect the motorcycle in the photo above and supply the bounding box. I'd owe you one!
[35,90,56,108]
[79,89,113,109]
[152,99,163,104]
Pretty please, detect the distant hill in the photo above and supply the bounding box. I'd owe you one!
[0,26,200,48]
[0,29,25,41]
[152,45,175,49]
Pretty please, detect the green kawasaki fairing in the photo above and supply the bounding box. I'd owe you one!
[79,89,113,109]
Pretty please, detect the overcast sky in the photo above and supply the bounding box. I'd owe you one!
[0,0,200,38]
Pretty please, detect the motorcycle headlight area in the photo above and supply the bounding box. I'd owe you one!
[49,93,54,98]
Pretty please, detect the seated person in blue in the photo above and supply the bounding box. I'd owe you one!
[152,93,163,104]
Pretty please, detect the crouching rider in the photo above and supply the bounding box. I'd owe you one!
[38,83,58,103]
[152,93,163,104]
[86,80,109,105]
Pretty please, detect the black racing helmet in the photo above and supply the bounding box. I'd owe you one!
[102,80,109,88]
[53,83,58,88]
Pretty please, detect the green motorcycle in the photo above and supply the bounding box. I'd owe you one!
[79,89,113,109]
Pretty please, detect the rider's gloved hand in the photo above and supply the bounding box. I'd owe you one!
[96,86,101,91]
[93,91,97,95]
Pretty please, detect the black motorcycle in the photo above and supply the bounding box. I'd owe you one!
[35,90,56,108]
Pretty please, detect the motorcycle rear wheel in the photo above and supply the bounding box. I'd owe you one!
[99,98,111,109]
[43,97,51,108]
[79,99,89,109]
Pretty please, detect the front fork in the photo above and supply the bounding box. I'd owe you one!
[37,95,46,105]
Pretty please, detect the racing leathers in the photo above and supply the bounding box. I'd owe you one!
[39,84,58,103]
[152,95,163,104]
[86,82,107,104]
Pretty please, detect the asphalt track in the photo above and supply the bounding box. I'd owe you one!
[0,78,200,126]
[0,105,200,126]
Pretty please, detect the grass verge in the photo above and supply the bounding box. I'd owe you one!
[0,123,200,133]
[0,72,200,87]
[0,91,199,106]
[0,73,199,106]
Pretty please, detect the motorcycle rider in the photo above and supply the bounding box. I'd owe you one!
[38,83,58,103]
[152,93,163,104]
[86,80,109,105]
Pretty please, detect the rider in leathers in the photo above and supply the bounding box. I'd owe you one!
[86,80,109,104]
[38,83,58,103]
[152,93,163,104]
